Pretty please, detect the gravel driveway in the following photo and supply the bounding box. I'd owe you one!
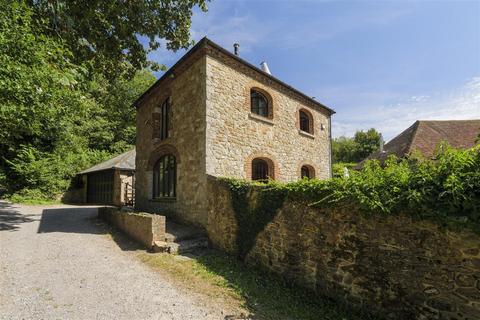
[0,201,228,320]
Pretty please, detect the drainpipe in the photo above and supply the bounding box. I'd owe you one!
[329,116,333,178]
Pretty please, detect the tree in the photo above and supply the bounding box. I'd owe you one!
[332,128,381,163]
[352,128,381,161]
[0,0,91,159]
[0,1,156,199]
[87,69,156,152]
[29,0,208,79]
[332,137,357,163]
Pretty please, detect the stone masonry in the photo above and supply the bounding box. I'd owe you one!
[135,55,208,226]
[206,177,480,320]
[205,53,332,181]
[134,38,334,227]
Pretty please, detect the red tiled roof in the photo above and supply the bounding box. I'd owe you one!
[364,120,480,163]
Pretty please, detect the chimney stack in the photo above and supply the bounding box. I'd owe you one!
[260,61,271,74]
[233,43,240,56]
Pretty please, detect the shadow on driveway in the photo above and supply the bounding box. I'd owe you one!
[0,201,36,231]
[38,206,142,252]
[38,207,101,234]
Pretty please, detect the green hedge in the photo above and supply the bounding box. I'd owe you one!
[222,144,480,254]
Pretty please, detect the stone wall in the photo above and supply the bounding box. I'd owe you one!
[135,55,209,226]
[98,207,166,248]
[205,55,332,181]
[206,178,480,319]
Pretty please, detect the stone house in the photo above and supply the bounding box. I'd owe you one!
[64,149,135,206]
[133,37,335,227]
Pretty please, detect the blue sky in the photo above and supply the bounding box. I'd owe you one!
[147,0,480,140]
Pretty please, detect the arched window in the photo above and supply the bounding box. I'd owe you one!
[301,165,315,179]
[250,89,269,117]
[252,158,270,181]
[153,154,176,198]
[299,109,313,133]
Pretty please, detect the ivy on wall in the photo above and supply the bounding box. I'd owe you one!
[222,179,288,259]
[222,144,480,258]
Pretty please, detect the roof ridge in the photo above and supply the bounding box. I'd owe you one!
[132,37,334,115]
[405,120,421,155]
[78,148,135,174]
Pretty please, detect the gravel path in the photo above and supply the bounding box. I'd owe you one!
[0,201,228,320]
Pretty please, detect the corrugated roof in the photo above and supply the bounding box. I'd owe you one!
[362,120,480,164]
[79,149,135,174]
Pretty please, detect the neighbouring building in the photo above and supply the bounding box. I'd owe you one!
[133,37,334,227]
[363,119,480,164]
[64,149,135,206]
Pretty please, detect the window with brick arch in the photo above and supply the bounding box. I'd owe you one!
[301,165,315,179]
[252,158,270,181]
[250,90,269,117]
[153,154,176,198]
[299,110,313,133]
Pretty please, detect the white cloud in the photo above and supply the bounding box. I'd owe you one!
[189,3,274,53]
[278,5,411,49]
[146,1,274,72]
[332,77,480,140]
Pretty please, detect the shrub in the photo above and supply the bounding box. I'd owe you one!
[332,162,357,178]
[224,145,480,235]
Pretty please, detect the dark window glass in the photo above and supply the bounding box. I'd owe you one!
[153,98,170,140]
[301,166,313,179]
[160,98,170,140]
[153,155,176,198]
[251,90,269,117]
[300,110,310,133]
[252,158,269,181]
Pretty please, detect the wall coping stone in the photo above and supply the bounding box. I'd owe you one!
[98,207,166,249]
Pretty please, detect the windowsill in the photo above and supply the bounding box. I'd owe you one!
[298,129,315,139]
[152,135,172,144]
[248,113,274,125]
[150,197,177,202]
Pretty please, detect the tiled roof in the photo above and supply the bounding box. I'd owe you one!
[364,120,480,163]
[79,149,135,174]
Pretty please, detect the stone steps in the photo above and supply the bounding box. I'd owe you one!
[153,220,208,254]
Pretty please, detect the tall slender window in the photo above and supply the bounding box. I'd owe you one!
[252,158,270,181]
[160,98,170,140]
[251,90,269,117]
[153,98,170,140]
[153,155,176,198]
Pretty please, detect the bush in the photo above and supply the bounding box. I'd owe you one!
[8,188,59,204]
[224,145,480,235]
[332,162,357,178]
[5,145,112,200]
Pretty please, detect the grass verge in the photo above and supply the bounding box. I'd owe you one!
[138,250,377,320]
[6,197,62,205]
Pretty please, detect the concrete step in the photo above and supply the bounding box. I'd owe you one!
[151,219,209,254]
[164,220,206,243]
[168,237,209,254]
[153,237,208,254]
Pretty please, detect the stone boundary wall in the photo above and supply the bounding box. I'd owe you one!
[206,178,480,319]
[98,207,165,248]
